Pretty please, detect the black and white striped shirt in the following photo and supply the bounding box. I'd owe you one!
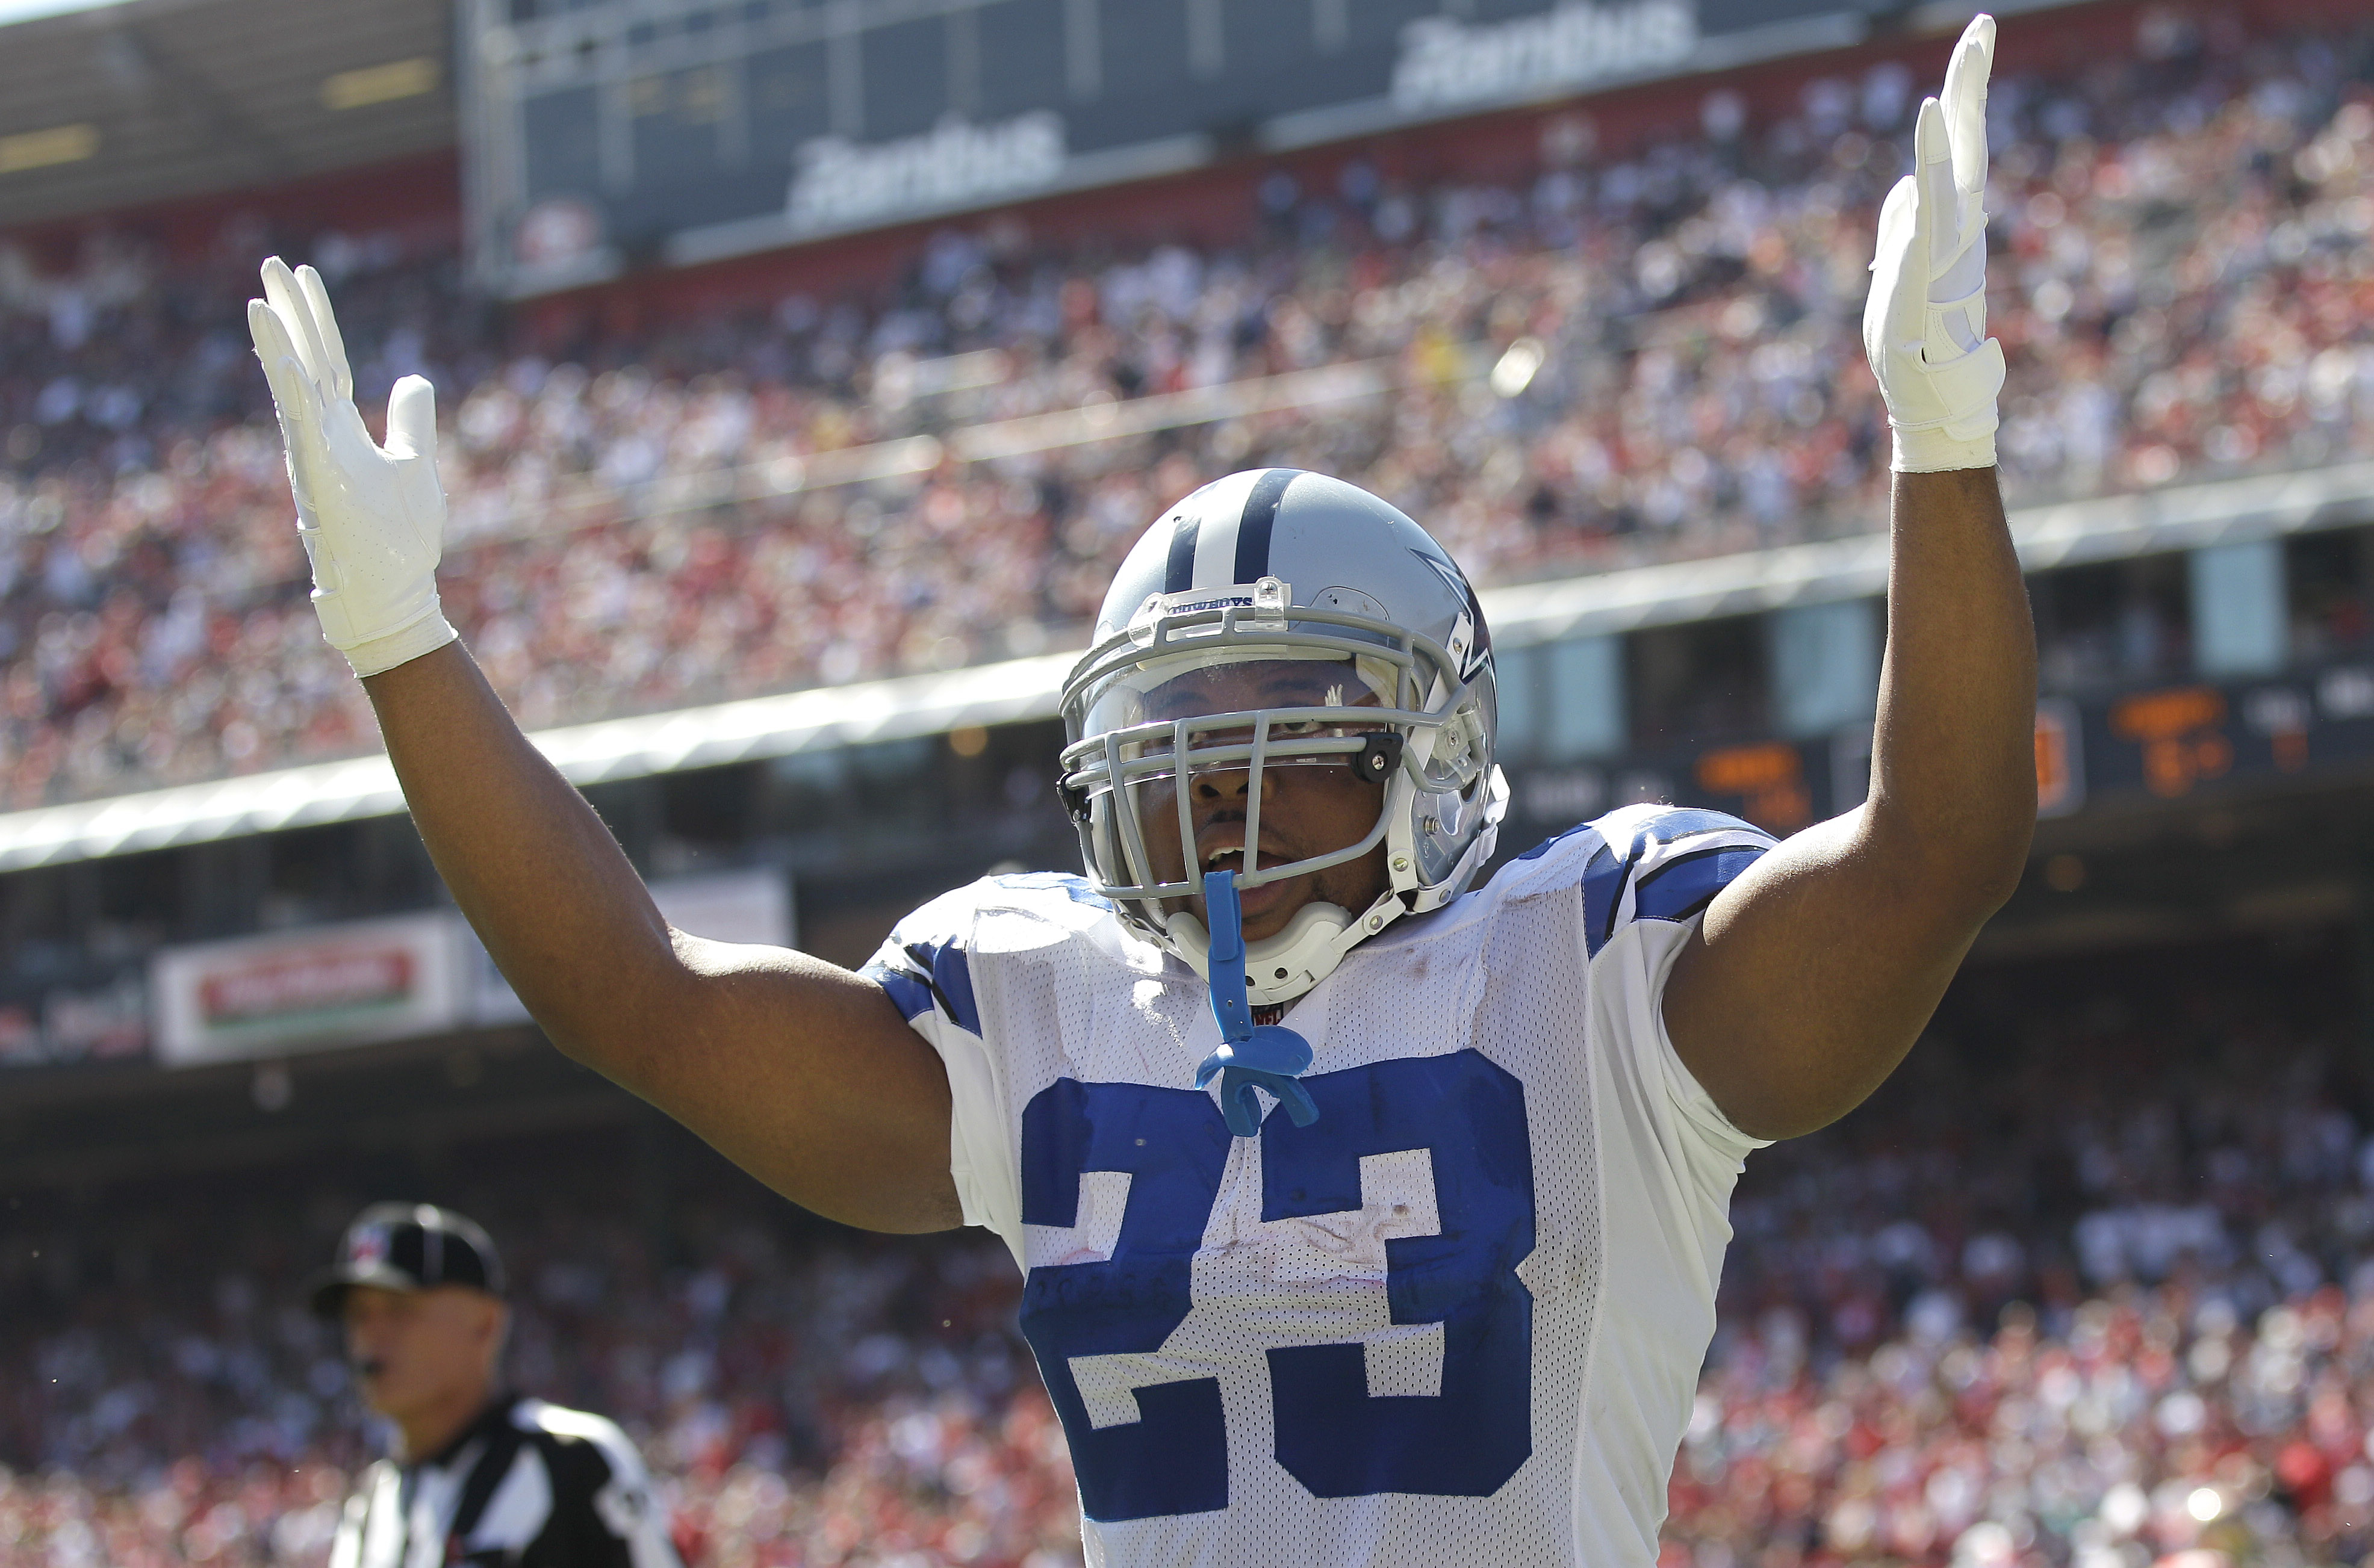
[329,1394,680,1568]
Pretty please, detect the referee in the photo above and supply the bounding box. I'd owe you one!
[309,1203,682,1568]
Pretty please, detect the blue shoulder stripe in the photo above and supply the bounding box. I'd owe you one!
[1510,808,1773,956]
[1581,843,1626,955]
[862,937,981,1036]
[1515,823,1589,863]
[989,871,1113,910]
[866,964,937,1024]
[1630,844,1767,926]
[1635,807,1763,846]
[1579,806,1776,956]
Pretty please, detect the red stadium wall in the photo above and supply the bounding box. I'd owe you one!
[0,149,462,272]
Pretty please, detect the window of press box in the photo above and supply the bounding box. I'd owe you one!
[1494,638,1626,764]
[1623,615,1770,755]
[763,737,940,840]
[2029,554,2191,695]
[2287,526,2374,662]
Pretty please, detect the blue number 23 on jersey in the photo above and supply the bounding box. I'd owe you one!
[1017,1049,1536,1520]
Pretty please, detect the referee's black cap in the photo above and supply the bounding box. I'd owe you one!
[308,1202,507,1319]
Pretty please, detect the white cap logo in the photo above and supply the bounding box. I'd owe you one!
[349,1225,389,1268]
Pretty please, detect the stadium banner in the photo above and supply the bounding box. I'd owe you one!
[468,868,795,1026]
[149,913,466,1068]
[461,0,1913,296]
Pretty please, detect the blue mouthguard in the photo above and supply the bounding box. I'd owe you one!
[1192,867,1319,1138]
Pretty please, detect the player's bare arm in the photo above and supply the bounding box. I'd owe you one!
[365,646,960,1232]
[247,258,959,1234]
[1664,16,2037,1141]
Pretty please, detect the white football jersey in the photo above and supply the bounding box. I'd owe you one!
[864,804,1776,1568]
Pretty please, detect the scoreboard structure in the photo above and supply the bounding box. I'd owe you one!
[459,0,1909,296]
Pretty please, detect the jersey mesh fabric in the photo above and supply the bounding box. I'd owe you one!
[863,808,1775,1568]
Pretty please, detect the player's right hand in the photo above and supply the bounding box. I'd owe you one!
[249,256,457,678]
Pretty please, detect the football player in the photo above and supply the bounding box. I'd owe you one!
[247,18,2028,1564]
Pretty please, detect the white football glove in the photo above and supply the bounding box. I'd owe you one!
[1863,14,2005,473]
[248,256,457,678]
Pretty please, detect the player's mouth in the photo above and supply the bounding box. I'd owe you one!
[1198,843,1293,876]
[1195,839,1301,921]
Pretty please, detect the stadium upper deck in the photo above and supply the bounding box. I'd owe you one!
[8,0,2374,1083]
[0,0,451,229]
[5,0,2374,820]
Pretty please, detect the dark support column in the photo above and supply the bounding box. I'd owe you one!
[633,1110,675,1271]
[2355,844,2374,1061]
[584,776,665,875]
[176,835,269,940]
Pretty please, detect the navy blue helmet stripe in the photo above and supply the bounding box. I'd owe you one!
[1163,511,1199,594]
[1233,468,1296,584]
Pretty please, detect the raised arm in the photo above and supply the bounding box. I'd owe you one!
[1662,17,2037,1141]
[249,259,958,1232]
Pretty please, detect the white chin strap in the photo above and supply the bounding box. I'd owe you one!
[1168,891,1403,1008]
[1156,764,1510,1007]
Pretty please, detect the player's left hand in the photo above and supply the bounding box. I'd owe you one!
[1863,14,2004,473]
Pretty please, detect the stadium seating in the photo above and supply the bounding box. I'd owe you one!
[4,942,2369,1567]
[5,14,2374,805]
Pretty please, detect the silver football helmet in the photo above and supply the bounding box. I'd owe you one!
[1057,468,1508,1006]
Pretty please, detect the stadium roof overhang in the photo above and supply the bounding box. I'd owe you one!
[0,0,452,229]
[3,457,2371,873]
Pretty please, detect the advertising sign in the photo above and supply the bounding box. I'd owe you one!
[1390,1,1697,116]
[462,0,1924,296]
[0,975,148,1070]
[151,913,465,1067]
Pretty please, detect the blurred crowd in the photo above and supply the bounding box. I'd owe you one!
[2,938,2370,1566]
[1666,937,2374,1568]
[0,1154,1086,1568]
[4,13,2374,804]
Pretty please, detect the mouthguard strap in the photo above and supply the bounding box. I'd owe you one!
[1193,868,1319,1138]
